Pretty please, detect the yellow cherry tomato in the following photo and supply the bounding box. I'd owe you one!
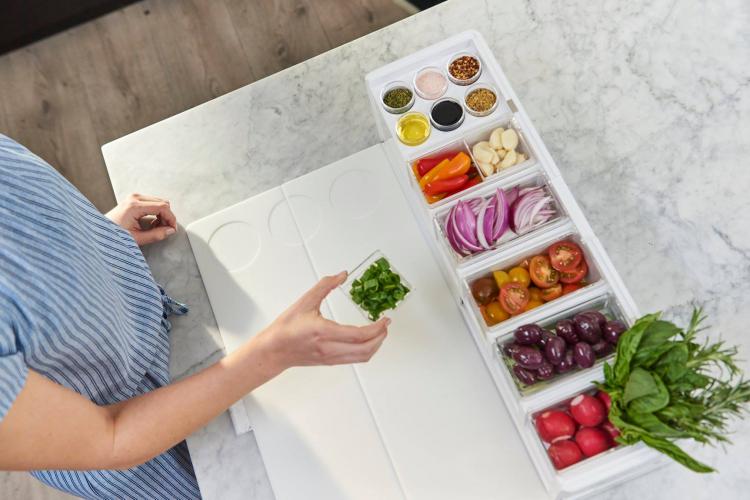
[493,270,511,289]
[508,266,531,288]
[485,301,510,326]
[524,299,544,312]
[528,287,543,302]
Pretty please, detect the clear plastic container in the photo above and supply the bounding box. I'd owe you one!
[496,293,629,396]
[465,114,536,181]
[340,250,413,322]
[446,52,482,85]
[462,227,604,335]
[433,169,569,268]
[381,81,416,114]
[464,82,499,117]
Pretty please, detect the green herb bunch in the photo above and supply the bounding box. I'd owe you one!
[350,257,409,321]
[597,308,750,473]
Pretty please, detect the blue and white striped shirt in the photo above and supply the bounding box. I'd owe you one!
[0,134,200,499]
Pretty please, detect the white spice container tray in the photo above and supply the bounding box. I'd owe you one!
[365,33,513,160]
[431,167,571,271]
[370,30,662,497]
[404,112,540,212]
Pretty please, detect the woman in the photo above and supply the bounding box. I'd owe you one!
[0,133,390,499]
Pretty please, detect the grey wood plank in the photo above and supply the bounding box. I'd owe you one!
[223,0,332,79]
[312,0,409,48]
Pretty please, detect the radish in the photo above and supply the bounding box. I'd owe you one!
[597,391,612,414]
[575,427,612,457]
[535,410,577,444]
[602,420,620,441]
[547,440,583,470]
[570,394,606,427]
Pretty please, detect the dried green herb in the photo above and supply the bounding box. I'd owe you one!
[383,87,412,109]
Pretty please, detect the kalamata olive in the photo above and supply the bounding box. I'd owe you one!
[471,277,498,305]
[544,336,567,365]
[555,319,578,345]
[538,330,555,348]
[536,361,555,380]
[583,311,607,329]
[573,314,601,344]
[573,342,595,368]
[513,365,537,386]
[556,349,575,373]
[512,346,544,370]
[502,342,523,358]
[514,324,543,345]
[603,320,627,344]
[591,339,613,357]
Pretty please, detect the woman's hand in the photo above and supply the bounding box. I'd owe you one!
[106,193,178,245]
[256,271,390,375]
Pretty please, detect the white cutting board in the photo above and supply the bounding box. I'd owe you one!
[187,145,546,500]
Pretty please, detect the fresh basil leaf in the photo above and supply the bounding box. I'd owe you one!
[627,411,686,438]
[629,371,670,413]
[640,434,714,473]
[624,368,659,404]
[633,343,676,369]
[654,343,689,383]
[639,320,682,349]
[614,313,660,386]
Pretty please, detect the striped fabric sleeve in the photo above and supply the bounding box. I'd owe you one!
[0,295,29,422]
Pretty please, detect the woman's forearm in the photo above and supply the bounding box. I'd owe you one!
[105,329,282,468]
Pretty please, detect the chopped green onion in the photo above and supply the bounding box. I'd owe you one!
[350,257,409,321]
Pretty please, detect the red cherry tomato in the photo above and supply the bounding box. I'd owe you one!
[499,283,530,315]
[540,283,563,302]
[529,255,560,289]
[548,241,583,272]
[559,259,588,284]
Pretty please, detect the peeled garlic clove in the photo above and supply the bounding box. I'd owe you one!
[476,160,494,177]
[516,153,527,164]
[490,150,500,165]
[501,129,519,151]
[489,128,504,149]
[500,149,517,169]
[473,143,494,163]
[497,148,507,160]
[476,141,492,150]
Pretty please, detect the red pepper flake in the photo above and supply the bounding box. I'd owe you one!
[449,56,480,81]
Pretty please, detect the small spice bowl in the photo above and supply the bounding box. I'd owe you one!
[413,66,448,100]
[396,112,431,146]
[464,82,499,117]
[380,81,415,114]
[429,97,465,132]
[446,52,482,86]
[340,250,413,322]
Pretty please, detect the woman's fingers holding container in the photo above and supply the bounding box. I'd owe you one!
[324,330,389,365]
[321,316,391,344]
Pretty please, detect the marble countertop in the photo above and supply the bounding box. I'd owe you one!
[101,0,750,498]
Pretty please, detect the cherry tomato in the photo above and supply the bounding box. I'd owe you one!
[528,287,543,302]
[471,277,499,305]
[524,299,544,312]
[540,283,563,302]
[493,270,511,289]
[548,241,583,272]
[499,283,530,315]
[508,267,531,288]
[559,259,588,284]
[529,255,560,289]
[485,301,510,325]
[562,283,583,295]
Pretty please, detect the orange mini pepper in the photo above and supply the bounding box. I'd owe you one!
[418,158,450,188]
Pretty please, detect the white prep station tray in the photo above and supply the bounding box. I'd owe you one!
[186,31,663,500]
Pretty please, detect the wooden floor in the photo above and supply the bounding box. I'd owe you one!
[0,1,410,498]
[0,0,409,211]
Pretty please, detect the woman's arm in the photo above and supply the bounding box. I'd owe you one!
[0,272,389,470]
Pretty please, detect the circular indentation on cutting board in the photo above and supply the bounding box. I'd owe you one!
[207,221,261,272]
[329,169,382,219]
[268,196,320,246]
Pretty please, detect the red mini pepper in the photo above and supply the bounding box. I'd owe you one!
[443,175,481,197]
[424,175,469,196]
[416,151,459,177]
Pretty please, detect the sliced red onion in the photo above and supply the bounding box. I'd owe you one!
[476,199,491,249]
[510,187,555,234]
[445,207,466,254]
[492,188,510,241]
[506,186,520,206]
[482,196,497,246]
